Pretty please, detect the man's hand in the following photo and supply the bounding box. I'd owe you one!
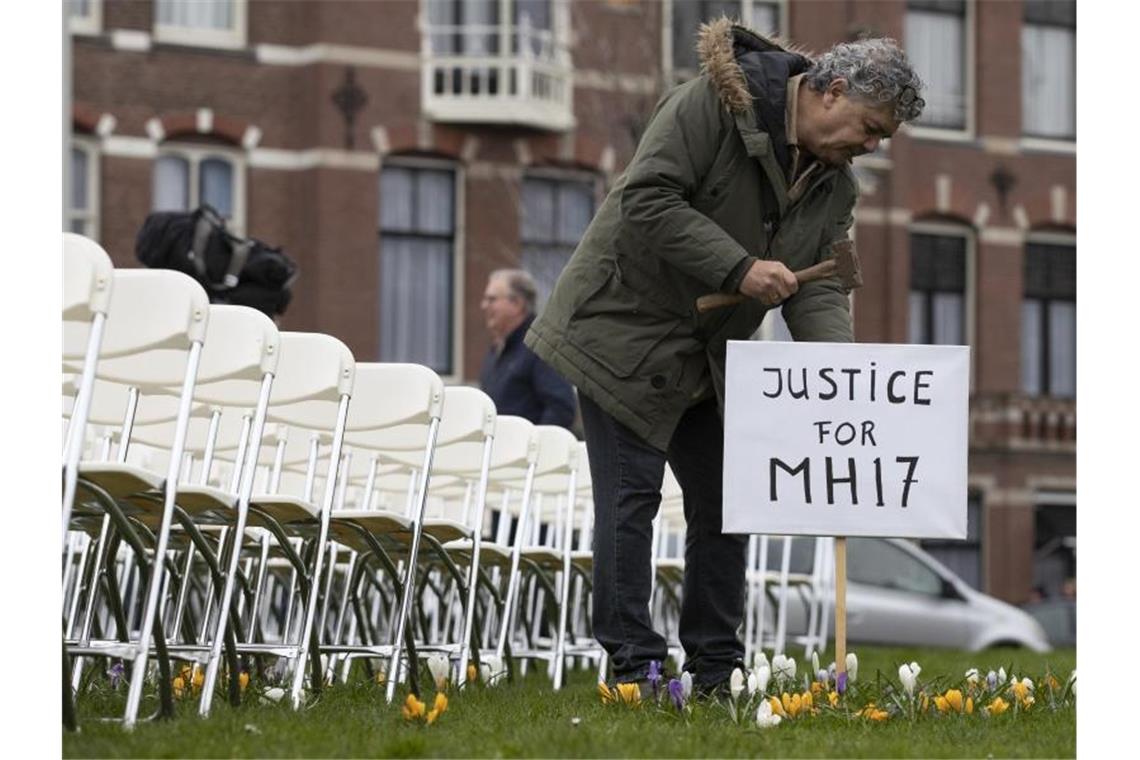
[739,260,798,306]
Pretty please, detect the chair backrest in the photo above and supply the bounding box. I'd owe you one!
[339,363,445,439]
[64,269,209,364]
[266,332,356,419]
[63,233,113,323]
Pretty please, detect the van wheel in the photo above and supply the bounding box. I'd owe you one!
[986,640,1023,649]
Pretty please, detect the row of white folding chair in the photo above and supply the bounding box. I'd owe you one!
[63,260,357,724]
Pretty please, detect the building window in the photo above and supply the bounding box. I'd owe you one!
[68,141,99,239]
[671,1,782,73]
[921,491,983,589]
[379,164,457,375]
[905,0,968,131]
[154,0,246,49]
[67,0,102,35]
[1022,0,1076,140]
[908,231,967,345]
[152,147,245,233]
[520,174,595,311]
[1021,241,1075,397]
[427,0,556,59]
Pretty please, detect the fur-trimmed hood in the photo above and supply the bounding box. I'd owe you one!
[696,16,814,116]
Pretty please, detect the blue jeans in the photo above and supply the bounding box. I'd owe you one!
[579,393,747,686]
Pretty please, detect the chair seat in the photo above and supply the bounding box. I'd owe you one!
[520,546,563,569]
[421,518,471,543]
[442,539,513,568]
[250,493,320,525]
[78,462,163,499]
[173,484,237,514]
[328,509,413,554]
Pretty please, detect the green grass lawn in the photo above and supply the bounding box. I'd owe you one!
[64,645,1075,758]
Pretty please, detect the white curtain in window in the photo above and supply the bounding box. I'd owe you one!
[1021,299,1043,395]
[906,10,965,129]
[931,292,964,345]
[907,291,926,344]
[416,170,455,234]
[750,2,779,35]
[71,147,88,213]
[380,236,452,372]
[522,179,554,241]
[157,0,234,30]
[1022,24,1076,138]
[465,0,498,56]
[68,0,90,19]
[516,0,552,58]
[556,183,593,244]
[200,158,234,217]
[380,167,414,232]
[1048,300,1076,397]
[153,155,189,211]
[522,245,571,313]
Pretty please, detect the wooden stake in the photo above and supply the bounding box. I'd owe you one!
[834,537,848,688]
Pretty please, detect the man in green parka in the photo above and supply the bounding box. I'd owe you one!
[525,18,926,692]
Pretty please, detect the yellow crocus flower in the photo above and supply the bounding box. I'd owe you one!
[828,691,839,707]
[801,690,814,711]
[597,681,615,704]
[467,663,478,683]
[934,695,949,713]
[966,696,974,714]
[985,696,1010,716]
[402,693,426,721]
[615,682,641,705]
[769,696,786,717]
[239,671,249,692]
[944,689,964,712]
[433,692,448,714]
[172,675,185,699]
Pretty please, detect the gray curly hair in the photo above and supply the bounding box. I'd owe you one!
[805,38,925,123]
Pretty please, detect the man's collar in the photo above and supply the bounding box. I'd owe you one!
[497,313,535,354]
[785,73,805,149]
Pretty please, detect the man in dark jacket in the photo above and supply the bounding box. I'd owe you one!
[480,268,577,428]
[526,19,925,692]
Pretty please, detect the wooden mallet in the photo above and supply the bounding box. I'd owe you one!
[695,239,863,314]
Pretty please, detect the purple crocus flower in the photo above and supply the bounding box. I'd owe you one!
[647,660,662,697]
[837,671,848,694]
[108,662,124,690]
[986,670,998,690]
[667,677,686,711]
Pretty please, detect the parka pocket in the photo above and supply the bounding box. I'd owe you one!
[565,271,682,379]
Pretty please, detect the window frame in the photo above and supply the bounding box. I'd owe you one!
[1020,231,1076,398]
[67,0,102,36]
[662,0,789,83]
[377,155,465,381]
[152,143,247,235]
[68,137,101,240]
[153,0,248,50]
[902,0,977,142]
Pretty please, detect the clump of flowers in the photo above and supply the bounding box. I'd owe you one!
[598,680,642,707]
[403,692,448,725]
[933,688,974,714]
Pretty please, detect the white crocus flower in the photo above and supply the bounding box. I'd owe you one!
[846,653,859,683]
[680,671,693,699]
[1069,669,1076,696]
[261,687,286,704]
[1020,676,1034,692]
[747,671,758,696]
[730,667,745,700]
[998,667,1007,684]
[772,654,797,683]
[965,667,979,685]
[755,665,771,695]
[479,654,505,685]
[426,653,450,690]
[898,662,921,697]
[811,650,820,675]
[756,698,782,729]
[753,651,770,672]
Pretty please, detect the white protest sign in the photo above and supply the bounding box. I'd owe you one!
[723,341,969,539]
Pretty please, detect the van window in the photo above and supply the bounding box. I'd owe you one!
[848,538,943,596]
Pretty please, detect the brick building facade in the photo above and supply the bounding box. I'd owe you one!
[67,0,1075,604]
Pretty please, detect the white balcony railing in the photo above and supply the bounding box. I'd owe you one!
[421,20,574,131]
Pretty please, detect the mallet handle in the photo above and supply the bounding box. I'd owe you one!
[694,260,838,314]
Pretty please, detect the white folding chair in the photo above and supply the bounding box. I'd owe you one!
[62,234,114,548]
[64,268,209,728]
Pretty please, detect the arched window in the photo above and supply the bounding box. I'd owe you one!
[152,146,245,234]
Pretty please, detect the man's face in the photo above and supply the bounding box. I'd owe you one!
[806,79,900,166]
[481,275,525,340]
